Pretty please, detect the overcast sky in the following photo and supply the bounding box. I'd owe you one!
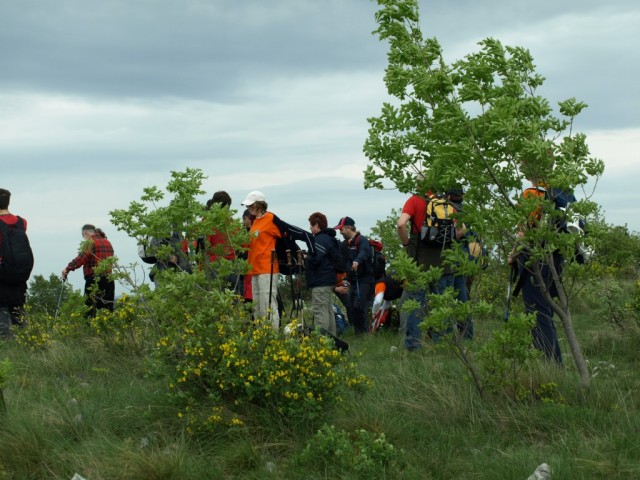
[2,0,638,293]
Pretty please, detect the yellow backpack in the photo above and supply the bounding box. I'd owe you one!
[421,194,456,247]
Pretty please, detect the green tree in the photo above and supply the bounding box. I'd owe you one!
[26,274,75,317]
[370,208,403,265]
[364,0,604,388]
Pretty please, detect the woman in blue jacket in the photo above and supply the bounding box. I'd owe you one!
[306,212,339,336]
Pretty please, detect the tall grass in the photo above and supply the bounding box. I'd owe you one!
[1,307,639,479]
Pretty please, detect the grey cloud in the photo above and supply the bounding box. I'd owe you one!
[0,0,385,100]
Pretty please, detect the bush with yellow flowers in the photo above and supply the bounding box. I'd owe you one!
[88,295,149,354]
[15,289,87,350]
[154,300,370,424]
[214,319,370,419]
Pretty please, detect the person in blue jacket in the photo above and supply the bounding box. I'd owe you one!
[306,212,339,336]
[334,216,375,335]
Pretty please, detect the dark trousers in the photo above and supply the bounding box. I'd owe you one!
[520,263,563,365]
[348,280,374,335]
[84,275,115,318]
[0,304,26,338]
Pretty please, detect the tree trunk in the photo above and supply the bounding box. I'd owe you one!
[535,258,591,389]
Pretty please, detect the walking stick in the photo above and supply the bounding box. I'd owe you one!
[268,249,276,325]
[286,249,296,319]
[504,265,517,322]
[54,277,67,321]
[296,249,305,320]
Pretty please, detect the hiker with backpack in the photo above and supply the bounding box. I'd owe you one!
[397,185,467,350]
[448,187,482,340]
[139,231,192,285]
[0,188,34,337]
[508,176,568,365]
[305,212,339,336]
[62,224,115,318]
[334,216,375,335]
[242,191,282,329]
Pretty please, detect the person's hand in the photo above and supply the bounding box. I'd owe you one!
[335,284,350,295]
[61,269,68,280]
[352,261,359,271]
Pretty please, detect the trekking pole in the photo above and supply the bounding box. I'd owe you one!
[286,249,296,319]
[268,249,276,325]
[504,265,516,322]
[54,277,67,321]
[296,250,305,321]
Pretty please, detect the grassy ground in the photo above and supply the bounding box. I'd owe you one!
[0,311,639,479]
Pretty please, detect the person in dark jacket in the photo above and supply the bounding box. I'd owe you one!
[0,188,32,336]
[334,216,375,335]
[306,212,338,335]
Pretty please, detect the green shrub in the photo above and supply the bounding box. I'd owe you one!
[296,423,405,479]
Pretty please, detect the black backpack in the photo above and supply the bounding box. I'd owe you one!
[353,236,386,280]
[525,187,591,264]
[272,214,316,276]
[0,217,34,285]
[368,239,387,280]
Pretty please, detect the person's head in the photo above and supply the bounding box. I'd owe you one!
[241,191,268,216]
[242,209,254,230]
[447,185,464,205]
[206,190,232,210]
[333,216,356,240]
[81,223,96,239]
[308,212,328,234]
[0,189,11,210]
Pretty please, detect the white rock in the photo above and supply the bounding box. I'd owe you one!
[527,463,551,480]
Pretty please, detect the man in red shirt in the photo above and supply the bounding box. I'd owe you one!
[62,224,115,317]
[0,188,33,336]
[397,185,465,350]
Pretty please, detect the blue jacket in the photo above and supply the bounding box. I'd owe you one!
[306,228,338,288]
[344,233,375,284]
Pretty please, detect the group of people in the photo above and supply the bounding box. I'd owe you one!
[240,191,379,337]
[0,182,567,365]
[396,176,567,364]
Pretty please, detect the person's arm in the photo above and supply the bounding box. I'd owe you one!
[397,212,412,247]
[353,235,372,271]
[307,236,330,266]
[62,250,91,278]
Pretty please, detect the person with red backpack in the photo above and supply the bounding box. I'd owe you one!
[0,188,34,337]
[62,224,115,318]
[334,216,375,335]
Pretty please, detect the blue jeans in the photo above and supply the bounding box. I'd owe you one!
[521,267,563,365]
[404,274,455,349]
[453,275,473,339]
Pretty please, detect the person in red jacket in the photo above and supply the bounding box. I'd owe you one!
[62,224,115,318]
